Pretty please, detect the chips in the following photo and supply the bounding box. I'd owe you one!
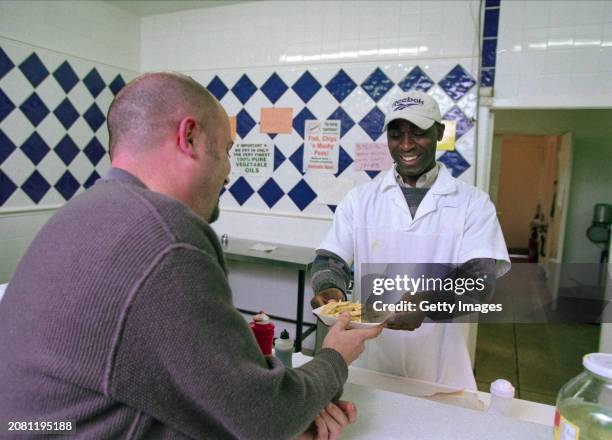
[319,300,362,322]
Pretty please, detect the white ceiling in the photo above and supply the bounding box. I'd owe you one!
[105,0,252,17]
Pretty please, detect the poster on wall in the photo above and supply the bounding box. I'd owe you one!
[303,120,340,174]
[354,142,393,171]
[231,143,273,176]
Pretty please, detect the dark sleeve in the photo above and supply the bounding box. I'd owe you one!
[426,258,497,320]
[107,244,348,440]
[309,249,352,297]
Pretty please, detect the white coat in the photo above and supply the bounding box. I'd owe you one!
[318,164,510,390]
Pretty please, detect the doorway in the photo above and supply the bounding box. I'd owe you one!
[474,108,612,404]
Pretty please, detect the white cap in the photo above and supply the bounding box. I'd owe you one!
[490,379,515,398]
[583,353,612,379]
[383,90,442,131]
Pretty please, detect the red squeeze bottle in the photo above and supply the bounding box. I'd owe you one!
[250,311,274,355]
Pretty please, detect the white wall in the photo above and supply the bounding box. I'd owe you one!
[0,1,140,284]
[0,1,140,71]
[495,0,612,108]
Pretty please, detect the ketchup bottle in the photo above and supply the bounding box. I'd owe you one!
[250,311,274,355]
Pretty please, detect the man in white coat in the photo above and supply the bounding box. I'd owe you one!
[310,91,510,390]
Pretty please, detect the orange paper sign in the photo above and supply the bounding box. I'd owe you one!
[229,116,237,141]
[260,108,293,134]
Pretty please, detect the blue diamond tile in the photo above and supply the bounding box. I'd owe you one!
[20,93,49,126]
[328,107,355,137]
[442,106,473,139]
[439,150,470,177]
[53,98,79,129]
[327,205,337,213]
[55,170,80,200]
[207,75,229,101]
[482,39,498,68]
[236,109,256,139]
[292,71,321,103]
[326,69,357,103]
[19,53,49,88]
[228,176,254,205]
[0,169,17,205]
[361,68,394,102]
[274,146,286,171]
[53,61,79,93]
[335,146,353,177]
[54,134,79,165]
[0,90,15,123]
[83,137,106,165]
[21,132,49,165]
[365,170,381,179]
[83,170,101,189]
[261,72,288,104]
[397,66,435,92]
[484,8,500,38]
[268,133,277,140]
[288,179,317,211]
[0,129,16,165]
[83,68,106,98]
[258,178,284,208]
[293,107,316,138]
[83,103,105,132]
[289,144,305,175]
[109,74,126,96]
[481,68,495,87]
[22,170,50,203]
[231,74,257,104]
[0,47,15,80]
[359,106,385,141]
[438,65,476,101]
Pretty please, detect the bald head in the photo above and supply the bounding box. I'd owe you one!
[107,72,221,158]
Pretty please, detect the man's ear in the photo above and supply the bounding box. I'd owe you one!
[177,117,197,158]
[436,123,445,142]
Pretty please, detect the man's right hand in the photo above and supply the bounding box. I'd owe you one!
[311,288,344,309]
[321,312,383,365]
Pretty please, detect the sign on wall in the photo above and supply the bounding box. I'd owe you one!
[303,120,340,174]
[231,143,273,176]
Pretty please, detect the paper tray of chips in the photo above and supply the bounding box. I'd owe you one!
[312,303,383,329]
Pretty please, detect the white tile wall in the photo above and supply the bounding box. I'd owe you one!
[141,1,480,72]
[495,0,612,107]
[0,0,140,72]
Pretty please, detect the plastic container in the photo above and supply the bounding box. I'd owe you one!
[488,379,515,416]
[249,311,274,356]
[554,353,612,440]
[274,329,294,368]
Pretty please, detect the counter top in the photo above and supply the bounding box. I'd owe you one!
[339,382,552,440]
[292,353,555,439]
[221,237,314,269]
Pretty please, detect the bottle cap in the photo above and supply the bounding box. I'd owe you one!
[280,329,290,339]
[490,379,514,398]
[253,311,270,324]
[583,353,612,379]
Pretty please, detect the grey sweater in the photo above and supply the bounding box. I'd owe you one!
[0,168,347,439]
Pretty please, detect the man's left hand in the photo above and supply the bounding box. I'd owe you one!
[296,400,357,440]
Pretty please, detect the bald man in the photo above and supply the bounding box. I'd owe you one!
[0,72,381,440]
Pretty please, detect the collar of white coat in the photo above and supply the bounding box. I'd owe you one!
[382,161,457,195]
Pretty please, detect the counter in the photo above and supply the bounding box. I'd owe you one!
[293,353,554,439]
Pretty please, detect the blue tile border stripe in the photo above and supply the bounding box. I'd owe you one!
[481,0,501,87]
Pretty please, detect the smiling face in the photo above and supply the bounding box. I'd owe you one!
[386,119,444,185]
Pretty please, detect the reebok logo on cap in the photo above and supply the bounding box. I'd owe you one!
[383,90,442,131]
[392,96,425,111]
